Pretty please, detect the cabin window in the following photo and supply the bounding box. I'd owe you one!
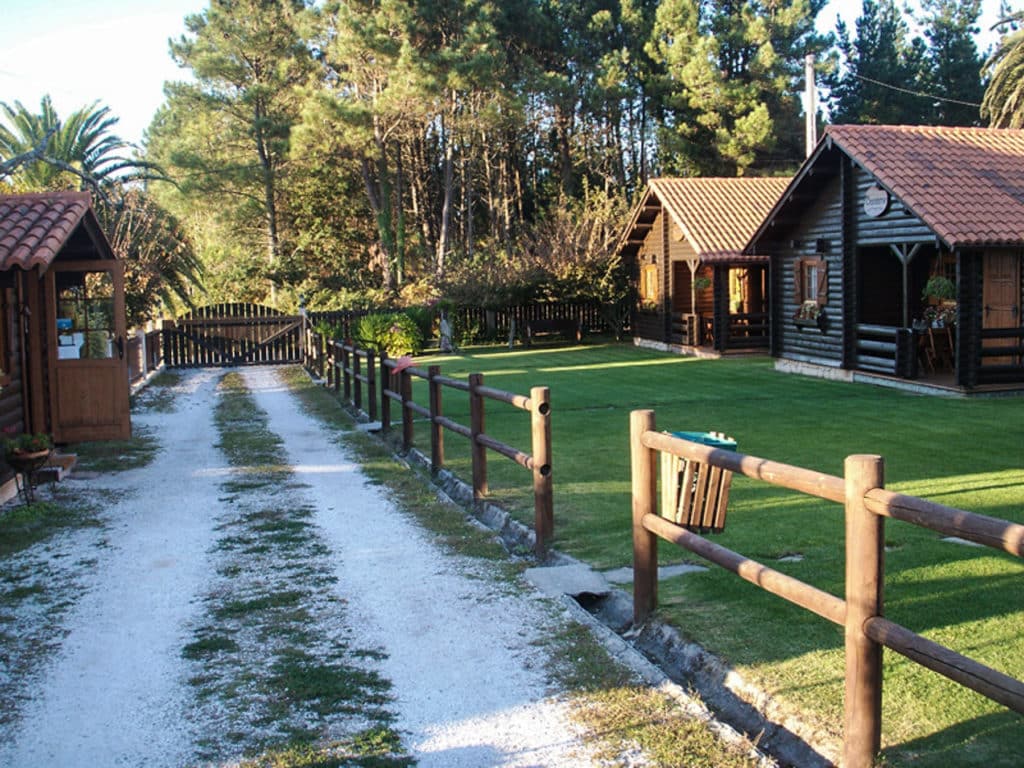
[640,264,659,304]
[56,271,117,360]
[795,257,828,307]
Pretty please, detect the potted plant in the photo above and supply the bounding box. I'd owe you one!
[922,275,956,302]
[4,432,53,465]
[922,275,957,327]
[3,432,53,504]
[793,300,827,331]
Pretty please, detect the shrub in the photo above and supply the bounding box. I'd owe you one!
[402,306,436,341]
[352,312,424,356]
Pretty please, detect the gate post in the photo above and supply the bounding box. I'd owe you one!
[428,365,443,473]
[844,454,885,768]
[401,367,414,453]
[531,386,552,558]
[380,353,391,433]
[631,409,658,624]
[342,345,352,402]
[332,341,341,394]
[367,349,377,422]
[469,373,487,501]
[353,351,362,413]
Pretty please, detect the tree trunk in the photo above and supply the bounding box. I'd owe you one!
[436,108,454,280]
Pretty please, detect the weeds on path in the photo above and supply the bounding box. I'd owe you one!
[283,365,764,768]
[183,371,410,767]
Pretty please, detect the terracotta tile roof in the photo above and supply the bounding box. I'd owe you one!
[0,191,94,271]
[826,124,1024,247]
[647,177,791,261]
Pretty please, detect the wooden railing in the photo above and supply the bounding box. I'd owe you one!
[301,327,555,557]
[978,326,1024,384]
[630,409,1024,768]
[855,324,918,378]
[724,311,769,349]
[379,357,553,557]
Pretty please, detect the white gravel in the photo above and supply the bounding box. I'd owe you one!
[0,369,224,768]
[0,366,598,766]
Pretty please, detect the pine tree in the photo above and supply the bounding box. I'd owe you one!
[646,0,827,176]
[153,0,317,299]
[918,0,984,126]
[827,0,928,125]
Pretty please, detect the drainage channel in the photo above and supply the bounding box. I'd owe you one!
[365,435,840,768]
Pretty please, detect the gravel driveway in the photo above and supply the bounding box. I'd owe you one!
[0,366,597,767]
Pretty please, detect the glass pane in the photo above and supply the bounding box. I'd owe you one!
[55,270,117,360]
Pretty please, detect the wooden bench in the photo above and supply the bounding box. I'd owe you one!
[524,318,581,347]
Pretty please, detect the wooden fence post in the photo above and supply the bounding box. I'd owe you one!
[531,386,552,558]
[380,353,391,433]
[469,372,487,501]
[332,341,341,394]
[401,368,414,453]
[353,351,363,413]
[367,349,377,422]
[342,345,352,403]
[325,338,334,389]
[162,320,174,368]
[429,365,443,473]
[631,409,658,624]
[844,454,885,768]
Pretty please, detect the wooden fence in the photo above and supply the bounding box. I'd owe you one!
[162,303,302,367]
[630,410,1024,768]
[303,330,553,557]
[126,329,164,384]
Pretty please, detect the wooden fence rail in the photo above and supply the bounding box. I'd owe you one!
[630,410,1024,768]
[377,357,554,556]
[302,325,553,557]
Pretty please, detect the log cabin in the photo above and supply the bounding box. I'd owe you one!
[619,177,790,354]
[0,192,131,494]
[746,125,1024,392]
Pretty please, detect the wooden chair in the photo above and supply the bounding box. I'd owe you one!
[928,326,954,371]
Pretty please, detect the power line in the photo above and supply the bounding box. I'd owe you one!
[852,73,983,108]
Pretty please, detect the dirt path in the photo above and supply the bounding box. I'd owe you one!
[242,367,589,766]
[0,366,594,766]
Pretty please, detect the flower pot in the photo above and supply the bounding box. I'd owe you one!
[6,449,51,475]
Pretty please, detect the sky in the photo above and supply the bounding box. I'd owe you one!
[0,0,1012,150]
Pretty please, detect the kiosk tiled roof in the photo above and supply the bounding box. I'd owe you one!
[0,192,94,270]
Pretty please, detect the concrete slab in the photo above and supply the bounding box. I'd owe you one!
[523,563,610,598]
[601,563,707,584]
[356,421,383,433]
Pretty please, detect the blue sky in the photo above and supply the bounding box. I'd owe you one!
[0,0,1011,149]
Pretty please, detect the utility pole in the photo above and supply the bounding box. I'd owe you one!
[805,53,818,158]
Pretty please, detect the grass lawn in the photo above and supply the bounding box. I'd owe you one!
[384,340,1023,767]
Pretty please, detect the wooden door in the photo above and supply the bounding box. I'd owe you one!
[983,251,1022,365]
[47,261,131,442]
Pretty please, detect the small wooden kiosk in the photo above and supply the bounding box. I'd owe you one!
[0,192,131,457]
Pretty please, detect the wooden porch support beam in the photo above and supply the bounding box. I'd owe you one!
[889,243,923,329]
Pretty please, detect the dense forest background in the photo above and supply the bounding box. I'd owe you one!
[2,0,1016,320]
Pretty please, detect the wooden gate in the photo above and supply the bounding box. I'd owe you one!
[162,303,302,367]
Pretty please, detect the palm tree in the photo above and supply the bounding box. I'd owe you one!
[0,95,165,197]
[982,12,1024,128]
[0,96,202,321]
